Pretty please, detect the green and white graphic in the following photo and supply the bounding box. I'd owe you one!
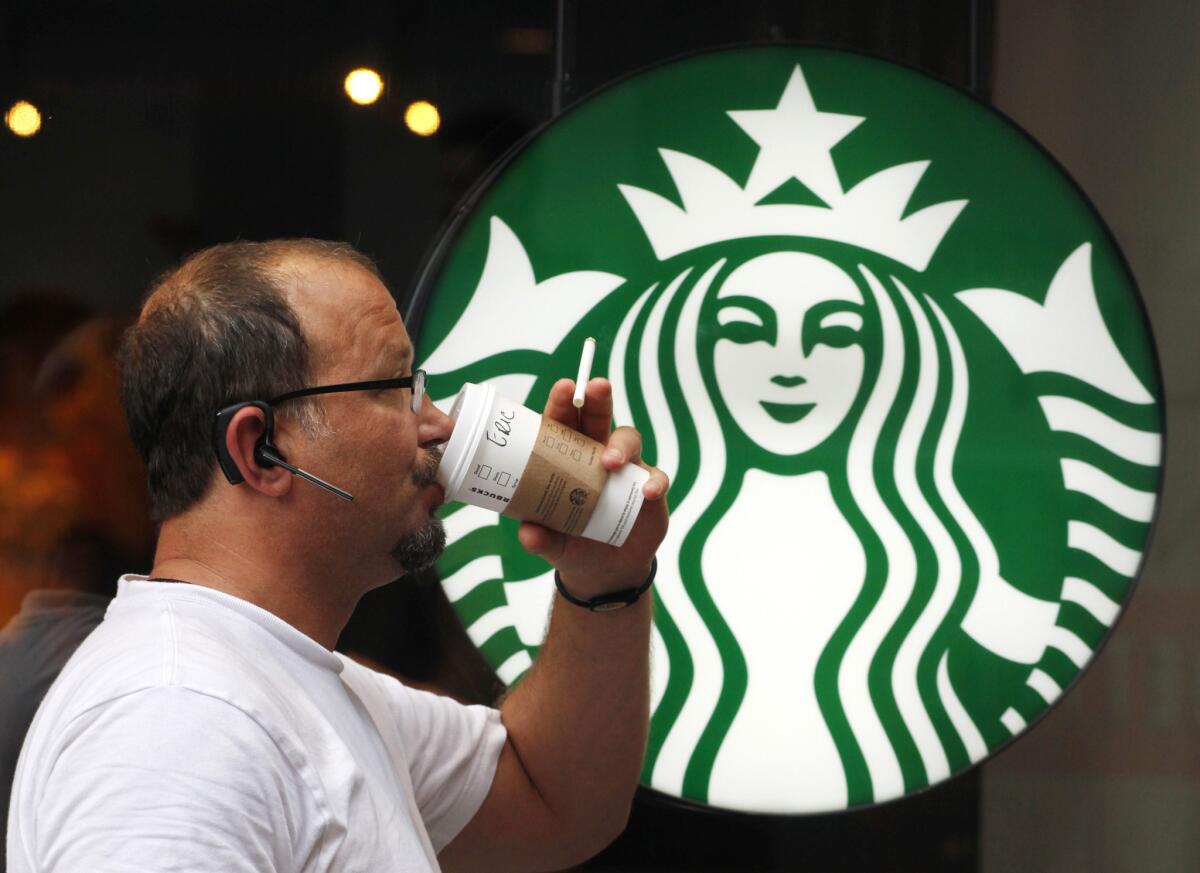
[413,47,1163,814]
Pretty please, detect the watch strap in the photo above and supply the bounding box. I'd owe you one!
[554,557,657,612]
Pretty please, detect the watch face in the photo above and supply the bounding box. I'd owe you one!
[412,46,1163,814]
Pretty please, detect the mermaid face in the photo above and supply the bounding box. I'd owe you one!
[713,251,866,456]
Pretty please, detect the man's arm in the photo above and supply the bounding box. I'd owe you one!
[438,377,667,873]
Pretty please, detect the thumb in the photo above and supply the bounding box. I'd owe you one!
[517,522,566,564]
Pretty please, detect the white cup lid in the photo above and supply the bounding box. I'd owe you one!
[436,382,495,499]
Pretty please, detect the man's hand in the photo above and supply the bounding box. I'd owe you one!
[515,377,670,598]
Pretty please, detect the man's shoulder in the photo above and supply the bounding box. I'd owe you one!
[14,585,325,815]
[34,588,178,723]
[32,583,308,747]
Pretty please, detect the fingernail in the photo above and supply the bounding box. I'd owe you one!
[603,448,623,464]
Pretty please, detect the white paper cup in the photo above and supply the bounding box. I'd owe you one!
[437,383,648,546]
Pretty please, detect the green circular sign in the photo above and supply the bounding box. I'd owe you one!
[412,46,1163,814]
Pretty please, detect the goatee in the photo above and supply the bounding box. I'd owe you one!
[391,446,447,574]
[390,518,446,575]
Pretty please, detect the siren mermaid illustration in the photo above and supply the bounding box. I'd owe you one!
[420,63,1161,813]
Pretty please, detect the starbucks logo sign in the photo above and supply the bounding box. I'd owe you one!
[413,47,1163,814]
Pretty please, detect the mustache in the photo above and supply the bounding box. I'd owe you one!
[412,446,443,488]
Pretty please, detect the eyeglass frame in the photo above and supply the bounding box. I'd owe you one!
[212,370,428,489]
[267,369,427,414]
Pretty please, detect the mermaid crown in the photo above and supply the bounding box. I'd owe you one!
[618,65,968,272]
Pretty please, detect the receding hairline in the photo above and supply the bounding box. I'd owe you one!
[139,239,386,324]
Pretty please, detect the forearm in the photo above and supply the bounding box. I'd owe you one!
[478,376,665,865]
[499,586,652,847]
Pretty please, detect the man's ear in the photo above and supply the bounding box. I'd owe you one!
[224,405,292,498]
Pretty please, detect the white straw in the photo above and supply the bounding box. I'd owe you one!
[573,337,596,409]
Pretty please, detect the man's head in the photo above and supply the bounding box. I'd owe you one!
[119,240,453,583]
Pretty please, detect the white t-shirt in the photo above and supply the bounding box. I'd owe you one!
[6,576,507,873]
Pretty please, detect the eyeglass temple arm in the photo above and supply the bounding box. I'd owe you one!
[268,377,416,406]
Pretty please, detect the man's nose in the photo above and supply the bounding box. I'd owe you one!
[417,395,454,449]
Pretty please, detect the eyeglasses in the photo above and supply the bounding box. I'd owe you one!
[213,370,428,502]
[268,369,427,414]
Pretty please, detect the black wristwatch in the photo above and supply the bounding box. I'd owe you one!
[554,557,658,612]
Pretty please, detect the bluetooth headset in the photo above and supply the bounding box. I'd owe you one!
[211,372,428,503]
[213,400,354,501]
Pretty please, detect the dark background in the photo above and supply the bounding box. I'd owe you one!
[0,0,983,316]
[3,2,1196,871]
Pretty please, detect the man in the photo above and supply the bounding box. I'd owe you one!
[6,240,669,872]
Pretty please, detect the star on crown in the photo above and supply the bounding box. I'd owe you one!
[618,65,968,272]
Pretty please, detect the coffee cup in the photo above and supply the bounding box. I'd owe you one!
[436,382,648,546]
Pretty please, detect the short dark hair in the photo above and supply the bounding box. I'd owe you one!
[119,239,382,521]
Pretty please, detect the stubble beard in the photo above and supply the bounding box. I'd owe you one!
[389,446,447,575]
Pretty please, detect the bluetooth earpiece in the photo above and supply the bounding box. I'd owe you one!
[213,400,354,501]
[213,400,271,486]
[253,443,353,501]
